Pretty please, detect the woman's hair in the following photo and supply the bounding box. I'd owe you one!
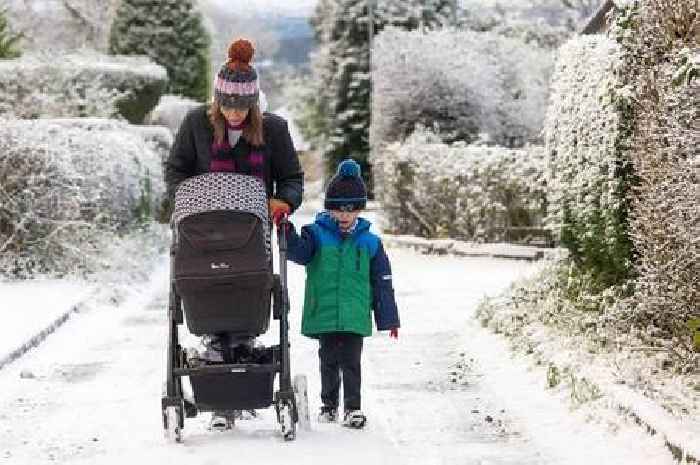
[208,100,264,147]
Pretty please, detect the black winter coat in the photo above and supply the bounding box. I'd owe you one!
[164,105,304,211]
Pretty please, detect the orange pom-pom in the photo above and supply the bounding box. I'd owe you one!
[227,38,254,71]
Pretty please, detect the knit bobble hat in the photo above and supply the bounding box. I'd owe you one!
[214,38,260,109]
[324,159,367,211]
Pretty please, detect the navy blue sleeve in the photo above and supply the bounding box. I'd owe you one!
[286,224,317,266]
[370,241,400,331]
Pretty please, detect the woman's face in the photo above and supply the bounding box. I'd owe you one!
[220,106,249,126]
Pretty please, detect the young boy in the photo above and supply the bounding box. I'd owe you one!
[285,159,400,429]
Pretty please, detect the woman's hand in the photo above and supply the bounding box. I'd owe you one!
[269,198,291,225]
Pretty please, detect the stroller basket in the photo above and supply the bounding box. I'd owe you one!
[190,371,275,411]
[172,173,272,336]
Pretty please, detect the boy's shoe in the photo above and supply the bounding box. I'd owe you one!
[342,409,367,429]
[209,411,234,431]
[317,405,338,423]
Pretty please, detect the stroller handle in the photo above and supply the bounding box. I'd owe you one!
[274,215,292,393]
[275,216,289,252]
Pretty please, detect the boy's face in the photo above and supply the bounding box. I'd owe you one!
[330,209,361,232]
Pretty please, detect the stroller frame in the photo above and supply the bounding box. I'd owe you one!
[161,218,303,442]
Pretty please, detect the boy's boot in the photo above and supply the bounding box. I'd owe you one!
[342,409,367,429]
[317,405,338,423]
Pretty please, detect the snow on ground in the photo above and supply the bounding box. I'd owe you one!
[0,280,94,367]
[0,211,679,464]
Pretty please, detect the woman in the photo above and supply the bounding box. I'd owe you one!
[165,37,303,224]
[164,38,303,431]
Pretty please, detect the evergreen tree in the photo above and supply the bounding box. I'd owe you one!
[0,8,21,59]
[308,0,461,189]
[109,0,211,102]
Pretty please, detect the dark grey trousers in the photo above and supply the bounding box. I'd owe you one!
[318,333,364,411]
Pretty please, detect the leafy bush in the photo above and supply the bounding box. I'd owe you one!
[0,51,167,122]
[543,35,634,288]
[615,0,699,340]
[371,27,552,151]
[109,0,211,102]
[0,118,165,278]
[0,8,21,58]
[372,127,547,243]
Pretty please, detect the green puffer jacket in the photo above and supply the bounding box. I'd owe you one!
[286,212,401,338]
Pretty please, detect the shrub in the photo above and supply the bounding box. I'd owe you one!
[0,51,167,122]
[0,118,165,278]
[0,8,21,58]
[372,127,547,243]
[543,35,634,288]
[109,0,211,102]
[616,0,699,342]
[371,27,552,151]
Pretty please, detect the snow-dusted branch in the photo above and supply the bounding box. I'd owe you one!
[0,118,166,278]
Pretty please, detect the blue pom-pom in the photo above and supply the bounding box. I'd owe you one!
[338,159,361,178]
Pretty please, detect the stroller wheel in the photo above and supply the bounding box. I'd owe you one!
[293,374,311,431]
[278,403,296,441]
[164,406,183,443]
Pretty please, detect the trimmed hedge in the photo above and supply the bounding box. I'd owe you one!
[0,51,167,122]
[372,128,547,243]
[543,35,634,288]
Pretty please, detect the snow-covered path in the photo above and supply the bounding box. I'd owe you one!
[0,216,676,464]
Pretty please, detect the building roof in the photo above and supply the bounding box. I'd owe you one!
[580,0,615,34]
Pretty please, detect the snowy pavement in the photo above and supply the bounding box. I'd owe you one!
[0,213,680,464]
[0,280,94,369]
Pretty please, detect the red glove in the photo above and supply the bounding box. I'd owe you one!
[269,199,291,225]
[389,327,399,339]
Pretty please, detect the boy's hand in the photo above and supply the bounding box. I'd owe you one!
[269,198,291,225]
[389,327,398,339]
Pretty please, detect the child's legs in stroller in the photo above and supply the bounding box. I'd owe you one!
[193,332,255,363]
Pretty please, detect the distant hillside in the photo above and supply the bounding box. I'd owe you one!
[268,16,315,66]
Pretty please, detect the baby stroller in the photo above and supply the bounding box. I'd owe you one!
[161,172,309,442]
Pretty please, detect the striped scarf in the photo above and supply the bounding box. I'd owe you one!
[210,121,264,181]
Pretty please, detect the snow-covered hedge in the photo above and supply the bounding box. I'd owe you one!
[543,35,634,288]
[372,128,547,243]
[615,1,699,342]
[371,27,552,150]
[0,118,166,278]
[145,95,201,135]
[0,51,167,123]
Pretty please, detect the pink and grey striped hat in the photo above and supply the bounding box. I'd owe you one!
[214,38,259,109]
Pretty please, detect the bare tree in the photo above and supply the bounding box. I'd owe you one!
[6,0,120,51]
[60,0,121,50]
[560,0,600,18]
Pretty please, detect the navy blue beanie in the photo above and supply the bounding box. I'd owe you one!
[324,159,367,210]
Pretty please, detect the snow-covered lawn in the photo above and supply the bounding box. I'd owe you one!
[0,212,679,464]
